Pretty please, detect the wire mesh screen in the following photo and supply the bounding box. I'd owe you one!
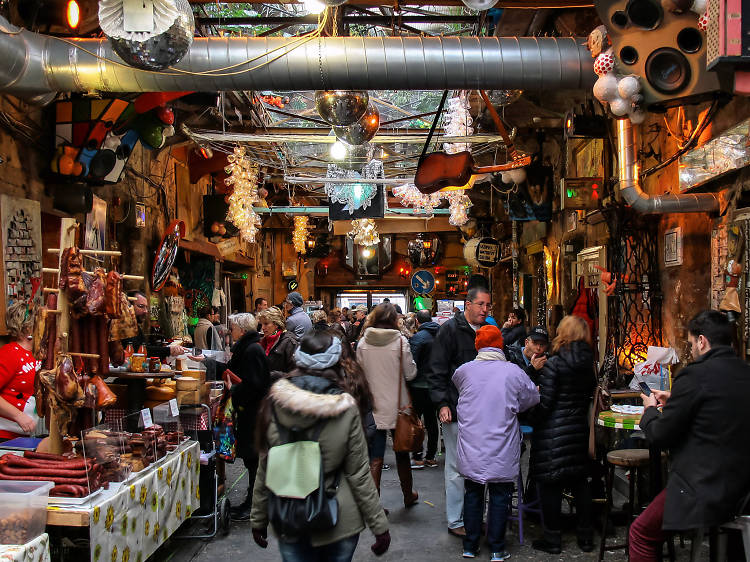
[605,208,663,371]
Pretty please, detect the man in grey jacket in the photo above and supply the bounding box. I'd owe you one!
[283,291,312,338]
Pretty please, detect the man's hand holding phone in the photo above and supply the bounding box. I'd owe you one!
[530,353,547,371]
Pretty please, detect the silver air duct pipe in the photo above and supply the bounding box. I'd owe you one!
[0,16,594,96]
[616,118,720,214]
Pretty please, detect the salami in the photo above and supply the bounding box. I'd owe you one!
[105,271,122,318]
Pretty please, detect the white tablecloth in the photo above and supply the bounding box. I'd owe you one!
[0,533,50,562]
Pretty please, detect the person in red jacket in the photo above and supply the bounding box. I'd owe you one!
[0,301,40,440]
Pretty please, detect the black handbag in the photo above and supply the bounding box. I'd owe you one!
[267,411,341,537]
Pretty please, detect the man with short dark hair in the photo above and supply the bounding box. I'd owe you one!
[408,309,440,469]
[501,307,527,349]
[122,291,185,359]
[505,326,549,382]
[253,297,268,315]
[194,305,222,351]
[350,305,368,341]
[629,310,750,561]
[426,286,490,537]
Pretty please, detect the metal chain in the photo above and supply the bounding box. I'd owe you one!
[318,37,326,90]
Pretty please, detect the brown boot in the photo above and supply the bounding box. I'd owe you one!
[395,453,419,507]
[370,457,384,495]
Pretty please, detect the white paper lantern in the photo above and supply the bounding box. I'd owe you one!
[618,76,641,100]
[610,98,630,116]
[593,74,620,102]
[629,110,647,124]
[691,0,706,13]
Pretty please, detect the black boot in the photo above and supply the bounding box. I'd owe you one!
[532,530,562,554]
[577,527,594,552]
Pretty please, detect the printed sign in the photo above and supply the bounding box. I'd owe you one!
[475,237,501,268]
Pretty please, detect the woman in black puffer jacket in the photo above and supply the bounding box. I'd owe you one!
[530,315,597,555]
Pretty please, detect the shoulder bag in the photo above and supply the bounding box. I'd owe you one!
[393,338,425,453]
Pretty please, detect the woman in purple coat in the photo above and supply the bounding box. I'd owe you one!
[452,325,539,561]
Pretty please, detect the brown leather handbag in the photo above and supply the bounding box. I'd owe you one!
[392,339,425,453]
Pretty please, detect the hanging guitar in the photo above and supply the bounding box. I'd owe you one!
[414,90,531,194]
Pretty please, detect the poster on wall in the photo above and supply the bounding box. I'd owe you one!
[85,195,107,262]
[664,227,683,267]
[0,195,43,320]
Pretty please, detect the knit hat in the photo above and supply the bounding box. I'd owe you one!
[286,291,304,308]
[475,324,504,351]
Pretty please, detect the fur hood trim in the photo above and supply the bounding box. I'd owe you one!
[270,378,356,418]
[362,327,401,347]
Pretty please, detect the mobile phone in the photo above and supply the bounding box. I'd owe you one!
[194,348,202,356]
[638,382,652,396]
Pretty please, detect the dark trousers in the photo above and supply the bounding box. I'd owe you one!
[629,488,666,562]
[279,534,359,562]
[410,386,438,460]
[464,479,514,553]
[242,455,259,496]
[538,477,593,538]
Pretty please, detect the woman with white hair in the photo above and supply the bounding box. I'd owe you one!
[213,312,271,521]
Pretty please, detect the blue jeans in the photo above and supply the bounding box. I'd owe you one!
[463,479,513,553]
[278,534,359,562]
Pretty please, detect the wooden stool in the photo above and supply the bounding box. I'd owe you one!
[598,449,651,561]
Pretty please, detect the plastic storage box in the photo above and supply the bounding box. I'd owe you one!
[0,480,54,545]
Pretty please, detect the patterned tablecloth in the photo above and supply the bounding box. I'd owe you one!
[597,410,642,430]
[88,440,200,562]
[0,533,50,562]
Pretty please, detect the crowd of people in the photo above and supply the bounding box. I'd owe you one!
[0,287,747,562]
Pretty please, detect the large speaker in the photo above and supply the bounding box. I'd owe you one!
[597,0,729,111]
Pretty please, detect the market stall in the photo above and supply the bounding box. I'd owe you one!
[0,533,51,562]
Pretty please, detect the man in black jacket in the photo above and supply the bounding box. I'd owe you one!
[501,307,527,349]
[505,325,549,383]
[426,287,490,537]
[630,310,750,561]
[408,309,440,469]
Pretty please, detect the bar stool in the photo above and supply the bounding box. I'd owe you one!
[508,425,542,545]
[598,448,651,561]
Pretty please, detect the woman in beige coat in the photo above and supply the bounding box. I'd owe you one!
[356,303,419,508]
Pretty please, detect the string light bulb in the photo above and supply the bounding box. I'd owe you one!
[292,215,310,254]
[225,145,262,243]
[66,0,80,29]
[349,219,380,246]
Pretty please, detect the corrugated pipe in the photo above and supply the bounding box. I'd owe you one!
[0,16,594,96]
[616,118,720,214]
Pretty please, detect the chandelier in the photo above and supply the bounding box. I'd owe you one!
[392,183,472,226]
[225,146,262,243]
[325,159,384,213]
[348,219,380,246]
[292,215,310,254]
[443,91,473,155]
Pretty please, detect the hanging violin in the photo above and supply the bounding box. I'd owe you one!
[414,90,531,195]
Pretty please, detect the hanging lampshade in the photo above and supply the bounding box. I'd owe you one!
[460,0,497,10]
[99,0,195,71]
[333,103,380,145]
[315,91,369,126]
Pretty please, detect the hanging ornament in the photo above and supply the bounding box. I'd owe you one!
[586,25,610,58]
[325,159,383,213]
[333,103,380,145]
[225,146,262,243]
[292,216,310,254]
[348,219,380,246]
[444,92,474,154]
[460,0,496,10]
[593,49,616,77]
[447,190,472,226]
[392,183,444,214]
[99,0,195,71]
[488,90,523,107]
[315,91,369,126]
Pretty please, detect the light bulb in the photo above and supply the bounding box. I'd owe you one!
[330,140,347,160]
[304,0,326,14]
[361,247,373,258]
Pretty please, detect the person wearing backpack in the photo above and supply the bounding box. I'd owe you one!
[251,331,391,561]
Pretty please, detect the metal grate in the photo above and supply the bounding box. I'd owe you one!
[605,207,663,373]
[706,0,721,66]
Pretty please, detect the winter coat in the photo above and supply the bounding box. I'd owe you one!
[285,307,313,339]
[265,330,298,374]
[215,330,270,461]
[501,324,527,349]
[640,346,750,531]
[425,312,486,420]
[356,328,417,429]
[194,318,221,351]
[505,342,544,384]
[529,340,596,483]
[453,348,539,484]
[408,321,440,389]
[250,373,388,547]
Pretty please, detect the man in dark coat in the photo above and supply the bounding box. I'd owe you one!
[501,307,527,349]
[505,325,549,383]
[408,309,440,468]
[630,310,750,561]
[426,287,490,537]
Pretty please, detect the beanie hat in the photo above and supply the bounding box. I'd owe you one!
[475,324,504,351]
[286,292,304,308]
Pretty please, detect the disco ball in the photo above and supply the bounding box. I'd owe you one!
[315,91,369,127]
[489,90,524,106]
[323,0,348,5]
[99,0,195,71]
[460,0,497,10]
[339,143,373,171]
[333,103,379,145]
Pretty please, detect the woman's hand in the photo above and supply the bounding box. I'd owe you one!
[187,355,205,363]
[15,412,36,433]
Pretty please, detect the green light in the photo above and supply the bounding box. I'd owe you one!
[414,296,427,310]
[241,273,248,279]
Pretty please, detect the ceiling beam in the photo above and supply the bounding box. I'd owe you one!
[195,131,507,144]
[196,15,479,25]
[191,0,593,7]
[254,206,450,216]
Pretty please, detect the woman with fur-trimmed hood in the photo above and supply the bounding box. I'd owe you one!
[250,331,390,561]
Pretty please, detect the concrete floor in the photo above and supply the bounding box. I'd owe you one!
[152,445,710,562]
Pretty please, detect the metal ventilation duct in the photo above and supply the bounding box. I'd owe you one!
[0,16,594,96]
[616,118,720,214]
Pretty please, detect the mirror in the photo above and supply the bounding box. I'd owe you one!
[152,220,185,292]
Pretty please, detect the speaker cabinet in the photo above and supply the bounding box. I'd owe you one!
[597,0,729,111]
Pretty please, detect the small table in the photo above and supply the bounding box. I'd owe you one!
[597,410,663,497]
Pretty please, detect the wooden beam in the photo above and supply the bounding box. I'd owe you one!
[332,216,455,235]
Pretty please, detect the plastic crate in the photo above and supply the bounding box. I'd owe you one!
[0,480,54,545]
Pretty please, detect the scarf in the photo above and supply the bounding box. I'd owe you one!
[294,337,342,370]
[476,348,507,362]
[261,330,282,355]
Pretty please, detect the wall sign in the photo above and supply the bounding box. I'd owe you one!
[287,279,299,292]
[664,227,683,267]
[411,270,435,295]
[1,195,42,312]
[475,237,501,267]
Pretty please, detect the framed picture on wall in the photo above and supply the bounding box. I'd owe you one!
[664,227,683,267]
